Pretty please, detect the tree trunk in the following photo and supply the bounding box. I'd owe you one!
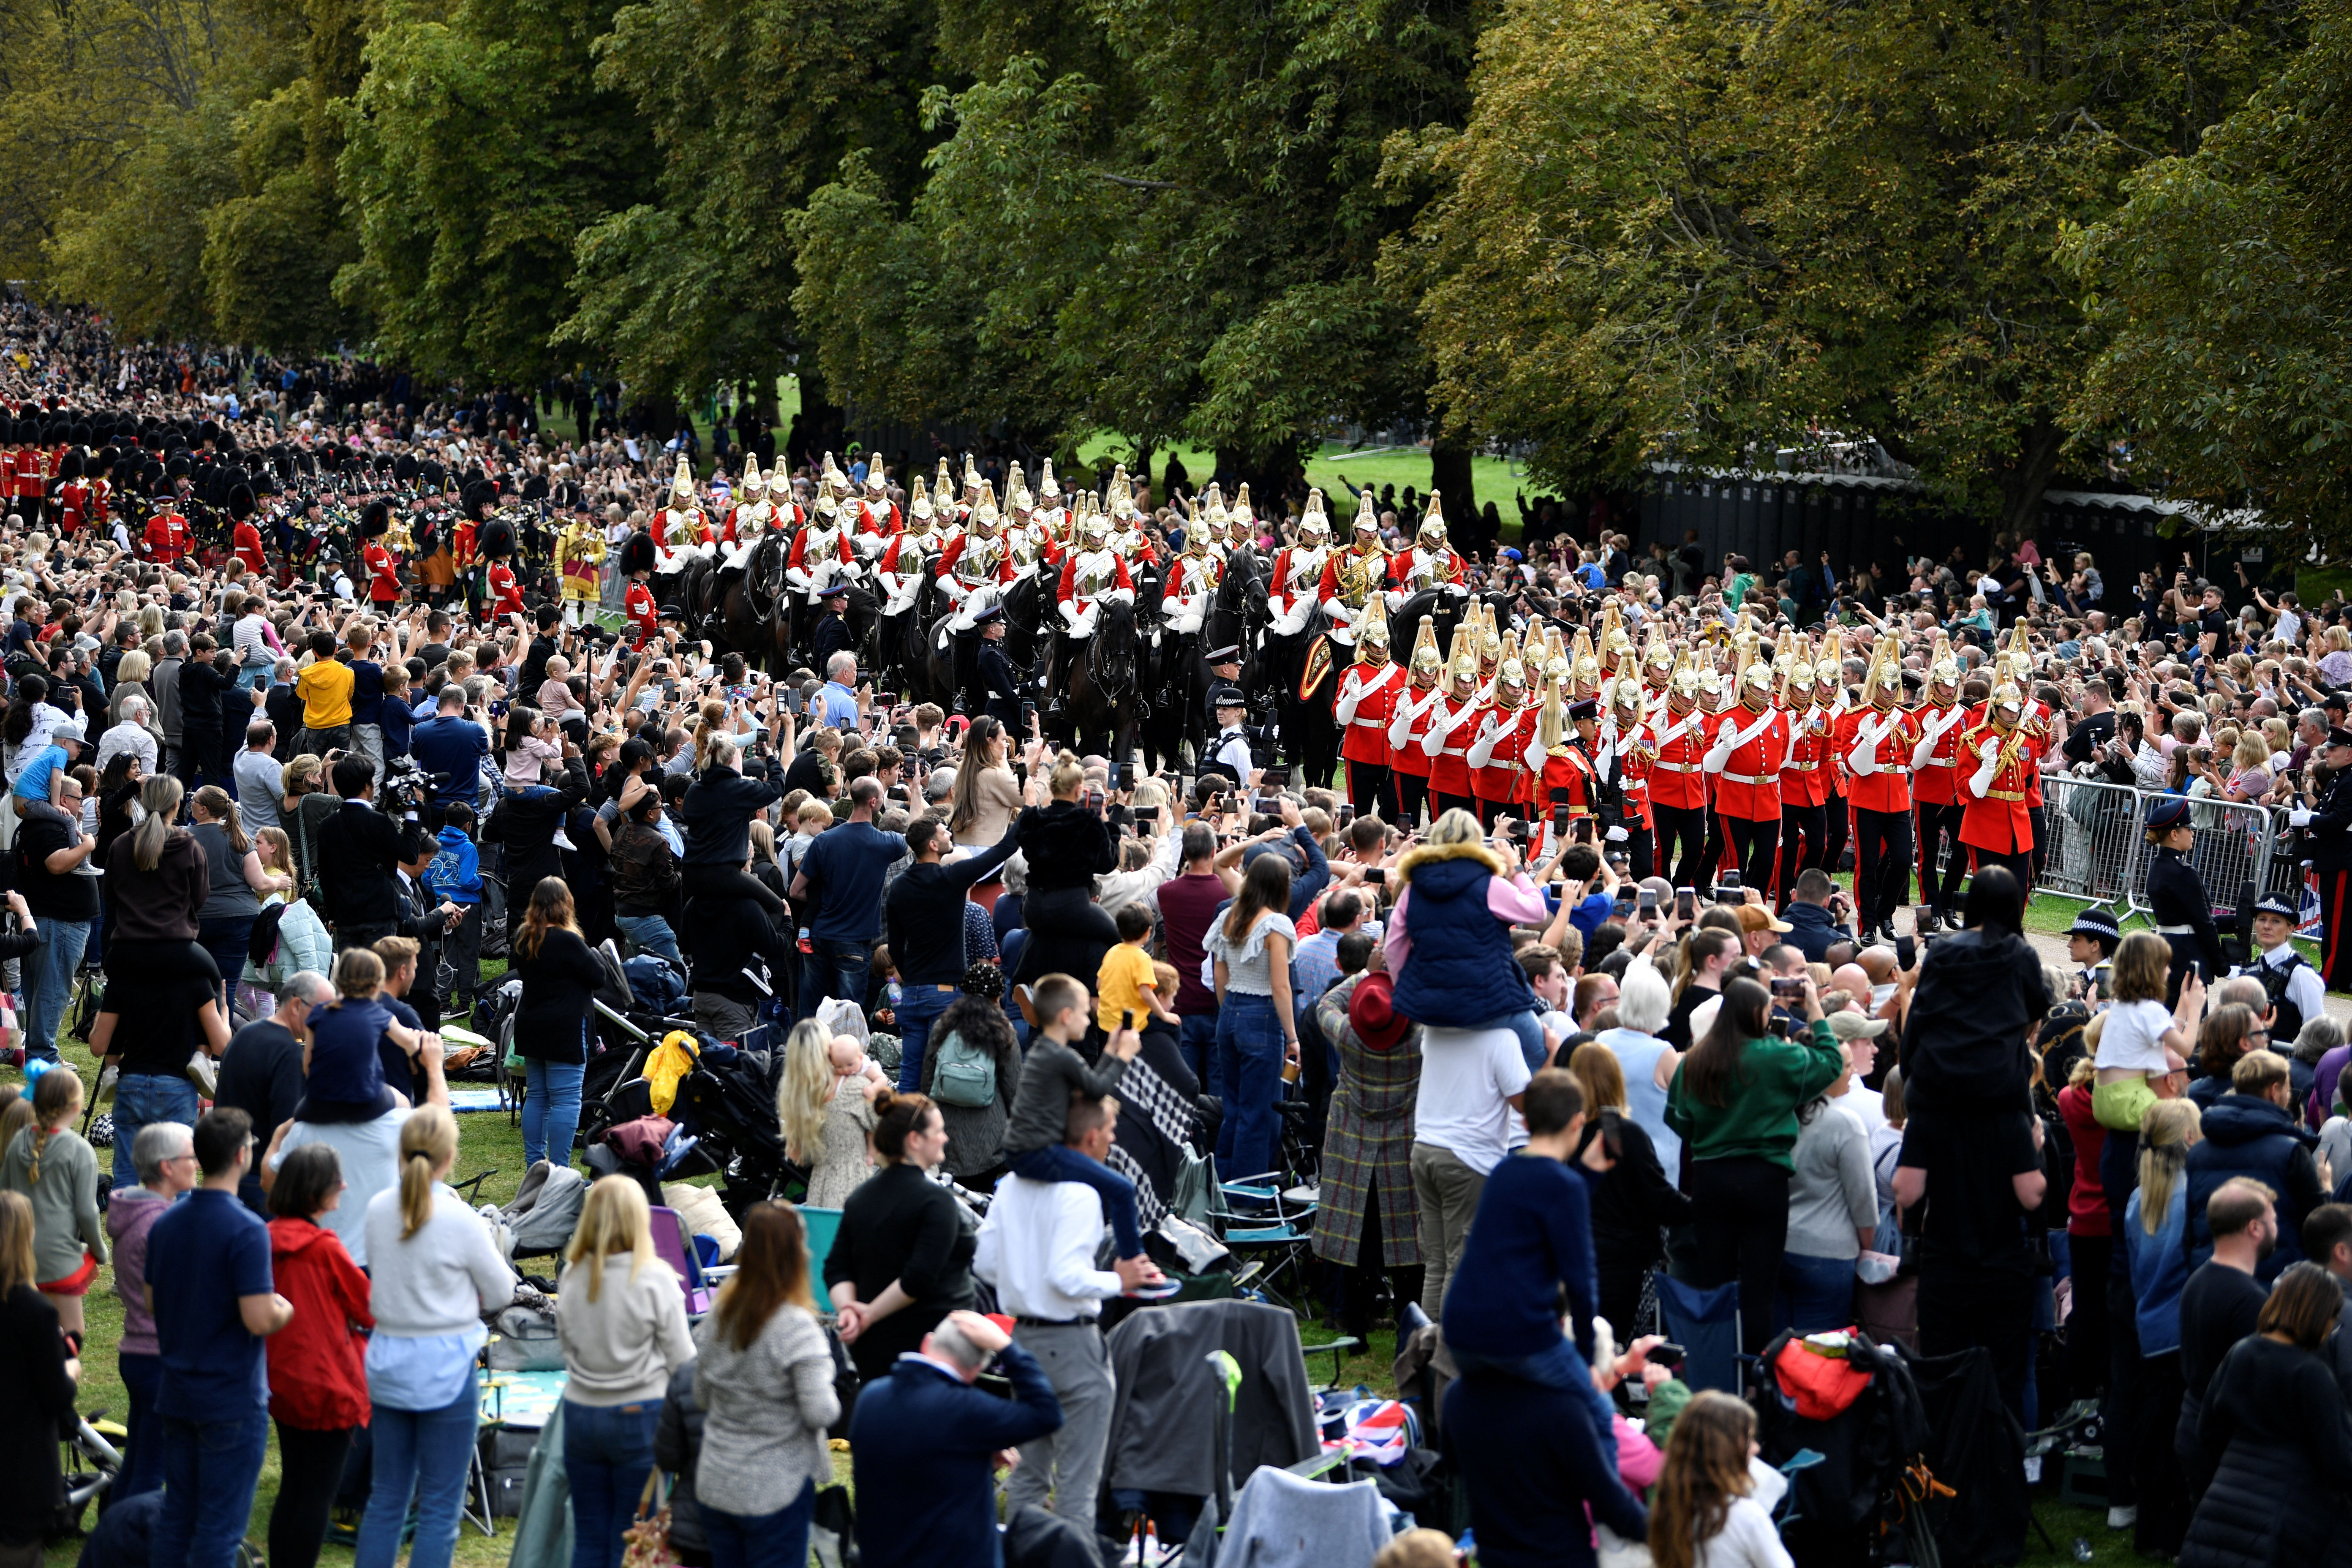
[1431,442,1478,547]
[1996,419,2066,545]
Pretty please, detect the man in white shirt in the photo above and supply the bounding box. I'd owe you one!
[1410,1022,1534,1318]
[259,1035,450,1269]
[974,1092,1154,1525]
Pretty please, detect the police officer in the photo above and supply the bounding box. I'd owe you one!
[1200,686,1258,794]
[2235,893,2325,1044]
[974,604,1024,730]
[2290,725,2352,991]
[811,581,856,669]
[2143,795,2223,1000]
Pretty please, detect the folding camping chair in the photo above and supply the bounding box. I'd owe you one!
[1216,1170,1319,1314]
[1653,1275,1752,1394]
[648,1205,715,1315]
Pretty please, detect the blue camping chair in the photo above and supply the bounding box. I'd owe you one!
[1652,1275,1751,1394]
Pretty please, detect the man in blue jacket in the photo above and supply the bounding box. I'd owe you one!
[409,686,491,820]
[850,1310,1064,1568]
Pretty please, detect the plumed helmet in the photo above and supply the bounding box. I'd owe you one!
[1353,487,1379,534]
[361,499,390,538]
[619,530,657,576]
[1040,457,1061,500]
[1297,490,1329,547]
[1418,492,1446,548]
[1230,482,1255,528]
[1410,615,1443,683]
[909,474,933,522]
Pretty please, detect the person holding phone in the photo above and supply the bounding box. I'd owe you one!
[1007,752,1121,986]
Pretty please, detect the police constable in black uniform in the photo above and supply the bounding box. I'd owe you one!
[1198,686,1258,793]
[811,581,856,670]
[974,604,1024,730]
[2290,726,2352,990]
[2235,893,2326,1046]
[2144,795,2223,1001]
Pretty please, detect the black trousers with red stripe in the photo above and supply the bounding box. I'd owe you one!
[2323,867,2352,992]
[1854,806,1914,930]
[1778,803,1828,901]
[1654,803,1710,890]
[1915,801,1968,911]
[1345,760,1393,824]
[1392,771,1429,829]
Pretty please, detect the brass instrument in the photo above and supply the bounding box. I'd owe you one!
[1337,545,1383,608]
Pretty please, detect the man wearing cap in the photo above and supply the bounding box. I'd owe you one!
[974,606,1024,731]
[811,583,856,672]
[2292,728,2352,990]
[2066,906,2122,1005]
[2233,895,2325,1043]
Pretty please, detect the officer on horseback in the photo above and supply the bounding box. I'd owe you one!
[1045,508,1135,724]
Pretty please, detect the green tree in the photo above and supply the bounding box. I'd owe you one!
[1399,0,2303,534]
[2064,0,2352,551]
[336,0,656,381]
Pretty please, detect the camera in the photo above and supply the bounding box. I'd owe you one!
[379,754,440,815]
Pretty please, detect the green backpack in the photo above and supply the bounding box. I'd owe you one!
[929,1027,997,1108]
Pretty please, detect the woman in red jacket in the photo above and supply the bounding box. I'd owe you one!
[265,1144,375,1568]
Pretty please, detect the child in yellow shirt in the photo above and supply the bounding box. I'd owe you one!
[1096,902,1163,1034]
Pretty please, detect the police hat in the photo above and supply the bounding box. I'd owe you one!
[2328,727,2352,750]
[2066,906,2121,943]
[1211,685,1247,708]
[819,582,849,600]
[1206,645,1241,665]
[2254,893,2300,922]
[972,603,1004,625]
[2144,796,2191,833]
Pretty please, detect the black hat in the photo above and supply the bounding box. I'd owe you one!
[1211,685,1247,708]
[973,603,1004,626]
[1567,697,1598,721]
[463,480,497,521]
[2329,727,2352,749]
[1206,644,1241,665]
[2066,906,2122,942]
[479,513,518,560]
[362,499,390,538]
[2145,796,2191,833]
[2254,893,2300,922]
[618,531,656,576]
[228,483,256,522]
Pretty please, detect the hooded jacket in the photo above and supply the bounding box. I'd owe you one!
[1388,840,1536,1027]
[106,1186,171,1358]
[2186,1094,2326,1280]
[265,1215,374,1429]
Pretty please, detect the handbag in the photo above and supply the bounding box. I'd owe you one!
[619,1472,679,1568]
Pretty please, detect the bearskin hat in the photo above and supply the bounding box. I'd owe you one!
[362,499,390,538]
[229,483,256,521]
[59,451,84,481]
[619,530,657,577]
[463,480,498,521]
[479,512,519,560]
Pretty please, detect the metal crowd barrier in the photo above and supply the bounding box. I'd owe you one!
[2037,773,2287,923]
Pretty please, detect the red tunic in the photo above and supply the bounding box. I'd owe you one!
[144,512,190,562]
[1470,699,1540,807]
[1388,685,1439,780]
[1778,709,1829,809]
[487,562,524,619]
[1834,704,1916,815]
[1605,713,1652,828]
[233,522,269,577]
[1646,706,1715,814]
[1425,692,1481,799]
[1334,662,1405,766]
[1708,704,1788,822]
[1910,702,1967,807]
[625,581,659,646]
[365,541,400,604]
[1959,727,2036,855]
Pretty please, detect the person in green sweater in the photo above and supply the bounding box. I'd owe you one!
[1664,973,1843,1353]
[0,1065,108,1342]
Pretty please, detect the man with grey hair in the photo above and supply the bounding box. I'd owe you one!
[814,647,861,728]
[216,972,336,1211]
[109,1118,201,1498]
[849,1309,1064,1568]
[2292,709,2328,776]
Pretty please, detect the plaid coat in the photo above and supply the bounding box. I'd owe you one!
[1310,974,1423,1268]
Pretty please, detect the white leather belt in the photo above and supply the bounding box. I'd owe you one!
[1652,760,1699,774]
[2157,923,2195,935]
[1351,717,1386,728]
[1722,772,1775,786]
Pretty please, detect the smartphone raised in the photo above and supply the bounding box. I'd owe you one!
[1638,888,1658,915]
[1675,887,1697,923]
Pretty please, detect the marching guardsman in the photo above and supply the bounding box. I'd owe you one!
[230,485,269,577]
[876,476,942,620]
[144,481,192,563]
[1959,678,2038,887]
[1386,491,1467,605]
[2291,728,2352,991]
[2005,622,2057,891]
[1527,671,1601,860]
[1386,617,1445,829]
[1161,510,1221,637]
[1702,627,1791,890]
[482,508,525,621]
[361,499,403,609]
[620,531,660,647]
[1639,619,1677,718]
[1420,623,1485,820]
[1466,630,1539,827]
[1315,489,1391,647]
[1647,651,1718,890]
[1597,670,1654,880]
[54,451,89,537]
[1333,617,1405,821]
[1772,635,1829,900]
[850,457,900,560]
[2236,892,2326,1042]
[555,507,606,625]
[1908,633,1971,930]
[1266,487,1330,637]
[1836,634,1917,943]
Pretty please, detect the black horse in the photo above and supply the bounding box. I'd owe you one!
[1064,595,1145,781]
[1251,593,1342,791]
[1385,585,1519,669]
[1143,554,1261,780]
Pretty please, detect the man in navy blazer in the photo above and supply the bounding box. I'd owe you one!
[849,1309,1066,1568]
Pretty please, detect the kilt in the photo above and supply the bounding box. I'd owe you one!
[1310,975,1423,1269]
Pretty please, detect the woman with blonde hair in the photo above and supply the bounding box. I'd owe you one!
[103,775,217,981]
[509,877,609,1167]
[242,825,333,1006]
[557,1177,696,1568]
[354,1105,517,1568]
[2123,1097,2203,1558]
[0,1187,79,1564]
[0,1067,106,1338]
[691,1200,839,1568]
[777,1020,882,1207]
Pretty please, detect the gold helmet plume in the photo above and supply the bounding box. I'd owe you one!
[909,474,933,523]
[1230,482,1255,528]
[1537,666,1566,755]
[1601,599,1633,667]
[935,456,954,504]
[740,451,763,501]
[1570,626,1599,694]
[1643,618,1674,678]
[671,453,696,504]
[1410,615,1442,684]
[864,454,886,494]
[1477,601,1503,667]
[1446,618,1478,691]
[962,452,982,495]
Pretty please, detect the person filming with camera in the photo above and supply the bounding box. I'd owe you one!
[312,754,454,953]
